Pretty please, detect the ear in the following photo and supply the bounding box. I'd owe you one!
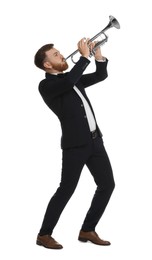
[43,61,52,69]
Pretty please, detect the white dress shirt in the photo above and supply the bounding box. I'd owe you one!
[73,58,106,132]
[73,86,96,132]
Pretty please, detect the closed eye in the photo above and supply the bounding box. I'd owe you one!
[53,51,60,57]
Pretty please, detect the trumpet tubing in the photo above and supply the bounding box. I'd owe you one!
[65,15,120,64]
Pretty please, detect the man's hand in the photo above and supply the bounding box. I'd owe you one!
[89,41,105,60]
[77,38,90,59]
[77,38,105,61]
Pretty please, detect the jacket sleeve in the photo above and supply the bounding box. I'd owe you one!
[79,59,108,88]
[39,57,90,98]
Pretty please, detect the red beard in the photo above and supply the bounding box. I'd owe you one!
[52,60,69,72]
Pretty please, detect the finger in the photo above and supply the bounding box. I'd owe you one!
[89,42,95,50]
[80,38,86,45]
[78,39,84,46]
[86,38,90,43]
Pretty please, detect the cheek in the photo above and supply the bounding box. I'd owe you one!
[54,58,61,65]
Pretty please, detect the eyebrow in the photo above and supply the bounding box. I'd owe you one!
[53,51,59,56]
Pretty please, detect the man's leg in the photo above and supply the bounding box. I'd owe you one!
[81,137,115,232]
[38,144,90,236]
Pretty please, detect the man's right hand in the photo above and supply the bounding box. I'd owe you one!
[77,38,90,59]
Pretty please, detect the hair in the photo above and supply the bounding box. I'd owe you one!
[34,43,54,70]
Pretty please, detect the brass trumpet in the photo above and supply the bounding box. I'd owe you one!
[65,15,120,64]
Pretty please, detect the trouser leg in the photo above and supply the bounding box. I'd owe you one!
[81,137,115,231]
[39,145,89,236]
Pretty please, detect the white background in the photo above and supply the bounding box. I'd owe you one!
[0,0,152,259]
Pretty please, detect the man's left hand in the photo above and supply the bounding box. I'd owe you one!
[89,41,105,61]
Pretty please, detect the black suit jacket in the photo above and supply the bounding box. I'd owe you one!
[39,56,108,149]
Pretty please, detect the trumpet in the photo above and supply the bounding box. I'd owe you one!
[65,15,120,64]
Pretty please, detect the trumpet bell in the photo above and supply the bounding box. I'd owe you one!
[109,15,120,29]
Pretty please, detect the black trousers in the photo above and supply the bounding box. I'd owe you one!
[39,136,115,236]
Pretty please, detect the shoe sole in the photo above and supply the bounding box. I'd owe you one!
[78,237,111,246]
[36,240,63,249]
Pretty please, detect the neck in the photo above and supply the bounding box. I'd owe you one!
[45,68,63,74]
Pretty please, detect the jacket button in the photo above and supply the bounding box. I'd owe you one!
[84,115,87,118]
[81,104,83,107]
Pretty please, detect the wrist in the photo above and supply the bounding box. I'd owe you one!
[94,56,106,61]
[82,54,89,59]
[94,54,103,60]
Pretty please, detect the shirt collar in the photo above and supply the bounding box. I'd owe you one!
[45,72,67,78]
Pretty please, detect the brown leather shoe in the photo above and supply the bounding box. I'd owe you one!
[36,234,63,249]
[78,231,111,246]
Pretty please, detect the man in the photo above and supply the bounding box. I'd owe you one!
[34,38,115,249]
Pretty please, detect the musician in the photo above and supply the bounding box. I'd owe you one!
[34,38,115,249]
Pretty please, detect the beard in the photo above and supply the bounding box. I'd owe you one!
[52,59,69,72]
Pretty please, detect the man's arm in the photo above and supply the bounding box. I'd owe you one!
[78,43,108,88]
[79,58,108,88]
[39,56,90,98]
